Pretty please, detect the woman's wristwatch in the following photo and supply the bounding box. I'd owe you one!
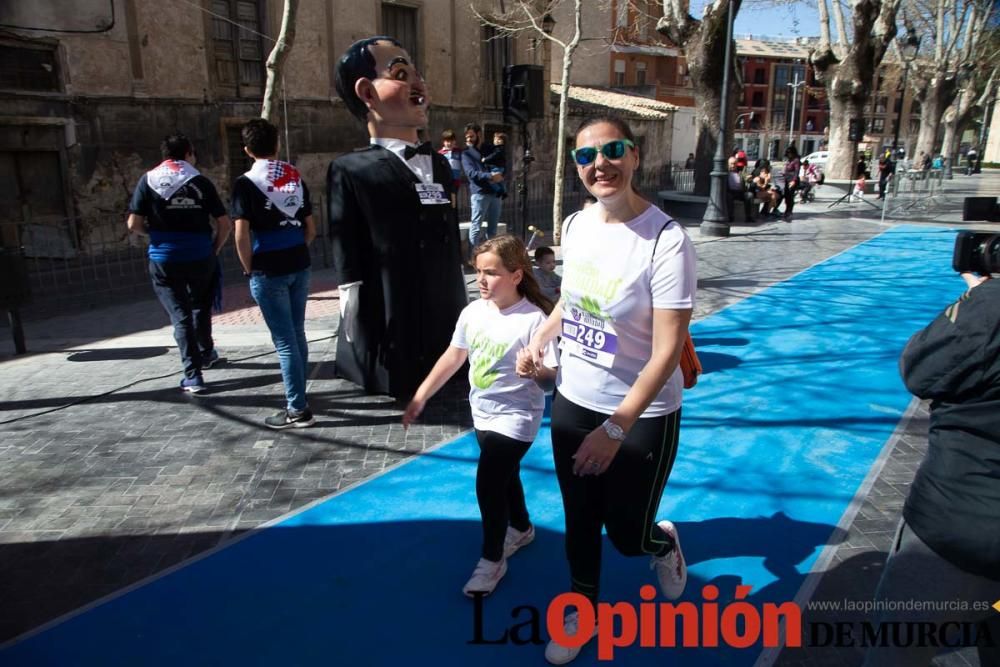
[602,419,626,442]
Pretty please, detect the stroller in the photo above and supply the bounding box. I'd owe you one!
[798,161,822,203]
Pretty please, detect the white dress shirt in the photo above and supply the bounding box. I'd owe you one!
[370,137,434,184]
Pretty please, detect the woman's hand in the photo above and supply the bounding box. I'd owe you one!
[526,302,563,367]
[525,333,547,369]
[572,426,623,476]
[402,398,426,430]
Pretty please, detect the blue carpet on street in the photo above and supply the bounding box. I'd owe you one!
[3,226,967,665]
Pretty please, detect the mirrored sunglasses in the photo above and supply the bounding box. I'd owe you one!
[571,139,635,166]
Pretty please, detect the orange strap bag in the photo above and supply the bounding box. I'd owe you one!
[680,333,702,389]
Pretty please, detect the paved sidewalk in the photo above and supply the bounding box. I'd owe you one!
[1,172,998,662]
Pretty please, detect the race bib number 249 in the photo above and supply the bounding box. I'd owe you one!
[561,307,618,368]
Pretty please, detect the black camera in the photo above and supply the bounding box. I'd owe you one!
[953,231,1000,275]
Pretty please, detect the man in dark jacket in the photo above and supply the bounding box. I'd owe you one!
[863,271,1000,667]
[327,36,467,400]
[877,149,895,200]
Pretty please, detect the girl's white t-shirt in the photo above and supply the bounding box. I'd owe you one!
[451,297,558,442]
[557,203,696,416]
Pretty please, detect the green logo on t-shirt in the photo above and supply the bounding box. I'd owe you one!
[468,330,511,389]
[563,260,623,317]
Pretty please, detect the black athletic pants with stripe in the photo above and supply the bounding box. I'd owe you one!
[550,391,681,603]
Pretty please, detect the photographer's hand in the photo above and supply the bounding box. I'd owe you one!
[961,272,991,290]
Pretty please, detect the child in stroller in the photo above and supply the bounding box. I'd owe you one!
[798,160,821,203]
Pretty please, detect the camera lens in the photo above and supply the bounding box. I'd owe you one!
[984,235,1000,275]
[953,230,1000,275]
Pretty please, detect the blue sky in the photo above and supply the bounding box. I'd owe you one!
[699,1,822,39]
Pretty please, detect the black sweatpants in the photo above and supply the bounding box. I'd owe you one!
[149,256,218,379]
[550,392,681,603]
[475,429,533,562]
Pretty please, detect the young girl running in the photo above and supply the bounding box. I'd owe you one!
[402,235,558,596]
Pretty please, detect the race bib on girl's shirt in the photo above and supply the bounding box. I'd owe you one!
[146,160,199,200]
[245,159,304,219]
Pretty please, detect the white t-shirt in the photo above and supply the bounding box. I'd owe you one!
[451,297,558,442]
[557,203,696,416]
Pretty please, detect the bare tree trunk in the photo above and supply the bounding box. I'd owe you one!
[908,0,995,160]
[261,0,298,122]
[690,79,722,195]
[813,63,870,179]
[941,97,962,165]
[943,70,997,167]
[658,0,739,196]
[914,74,958,157]
[826,95,862,177]
[810,0,902,179]
[552,0,581,245]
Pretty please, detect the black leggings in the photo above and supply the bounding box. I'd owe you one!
[475,430,532,562]
[550,392,681,603]
[783,184,796,216]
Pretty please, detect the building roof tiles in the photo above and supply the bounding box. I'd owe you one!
[551,84,677,119]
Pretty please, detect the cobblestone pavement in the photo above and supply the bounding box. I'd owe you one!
[1,173,999,662]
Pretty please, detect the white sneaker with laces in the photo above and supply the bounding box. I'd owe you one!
[462,557,507,597]
[545,611,597,665]
[651,519,687,600]
[503,524,535,559]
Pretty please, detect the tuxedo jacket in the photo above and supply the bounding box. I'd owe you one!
[327,145,467,399]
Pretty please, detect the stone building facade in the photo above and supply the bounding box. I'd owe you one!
[0,0,550,261]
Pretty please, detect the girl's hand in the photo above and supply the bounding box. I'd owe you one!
[402,398,426,430]
[515,347,538,378]
[572,426,623,476]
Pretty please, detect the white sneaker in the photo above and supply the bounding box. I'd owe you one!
[503,524,535,559]
[545,611,597,665]
[651,520,687,600]
[462,557,507,597]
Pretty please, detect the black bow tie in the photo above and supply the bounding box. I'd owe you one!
[403,142,433,160]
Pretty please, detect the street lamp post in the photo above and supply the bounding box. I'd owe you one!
[701,0,735,238]
[892,25,921,157]
[787,70,806,151]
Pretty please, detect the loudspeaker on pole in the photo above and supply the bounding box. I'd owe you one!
[503,65,544,123]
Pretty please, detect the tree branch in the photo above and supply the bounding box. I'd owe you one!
[261,0,297,123]
[871,0,904,62]
[935,0,946,62]
[471,1,570,50]
[832,0,849,56]
[655,0,696,46]
[815,0,834,59]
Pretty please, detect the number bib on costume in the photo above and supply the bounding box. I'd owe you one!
[561,304,618,368]
[416,183,449,205]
